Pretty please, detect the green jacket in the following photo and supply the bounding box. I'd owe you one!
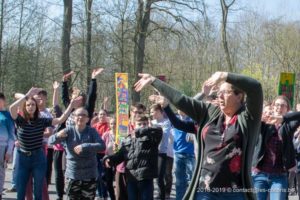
[151,73,263,200]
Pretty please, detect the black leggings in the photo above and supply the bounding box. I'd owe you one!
[104,167,116,200]
[157,153,167,200]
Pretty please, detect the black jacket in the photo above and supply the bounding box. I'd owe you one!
[104,127,162,181]
[252,112,300,170]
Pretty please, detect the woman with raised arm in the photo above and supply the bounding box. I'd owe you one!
[9,87,79,200]
[135,72,263,200]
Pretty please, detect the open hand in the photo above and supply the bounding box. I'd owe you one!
[26,87,42,97]
[71,96,83,108]
[205,72,228,87]
[53,81,60,90]
[63,71,75,82]
[201,80,214,96]
[91,68,104,79]
[134,73,155,92]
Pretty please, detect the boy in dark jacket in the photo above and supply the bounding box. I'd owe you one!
[104,116,162,200]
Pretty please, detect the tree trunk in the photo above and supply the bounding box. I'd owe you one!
[15,0,24,91]
[62,0,73,75]
[220,0,235,72]
[85,0,92,83]
[120,17,125,72]
[132,0,152,103]
[0,0,4,91]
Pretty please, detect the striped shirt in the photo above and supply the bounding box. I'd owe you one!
[15,115,52,151]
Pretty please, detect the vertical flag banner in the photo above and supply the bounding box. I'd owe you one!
[115,73,129,144]
[278,72,295,107]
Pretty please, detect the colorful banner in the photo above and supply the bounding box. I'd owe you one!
[278,72,295,107]
[115,73,129,145]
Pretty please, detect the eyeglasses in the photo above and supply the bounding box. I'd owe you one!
[274,103,287,108]
[136,122,148,126]
[74,113,88,117]
[217,90,234,96]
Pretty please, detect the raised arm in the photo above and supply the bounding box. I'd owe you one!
[51,97,81,126]
[9,87,41,119]
[164,106,196,133]
[149,95,196,133]
[135,73,212,124]
[85,68,104,119]
[61,71,74,108]
[282,111,300,123]
[193,80,215,101]
[53,81,60,108]
[224,72,263,119]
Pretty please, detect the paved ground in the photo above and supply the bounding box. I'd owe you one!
[1,163,176,200]
[1,164,298,200]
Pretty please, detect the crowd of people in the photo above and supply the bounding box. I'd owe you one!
[0,70,300,200]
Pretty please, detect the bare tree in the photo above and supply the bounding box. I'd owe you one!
[62,0,73,75]
[220,0,235,71]
[132,0,153,103]
[84,0,92,83]
[132,0,205,103]
[0,0,4,91]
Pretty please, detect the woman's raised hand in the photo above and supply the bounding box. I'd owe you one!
[134,73,156,92]
[206,72,228,87]
[26,87,42,97]
[62,71,74,82]
[91,68,104,79]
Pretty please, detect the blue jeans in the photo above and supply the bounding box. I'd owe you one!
[195,191,245,200]
[174,152,195,200]
[252,171,288,200]
[11,146,19,189]
[17,148,46,200]
[127,179,153,200]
